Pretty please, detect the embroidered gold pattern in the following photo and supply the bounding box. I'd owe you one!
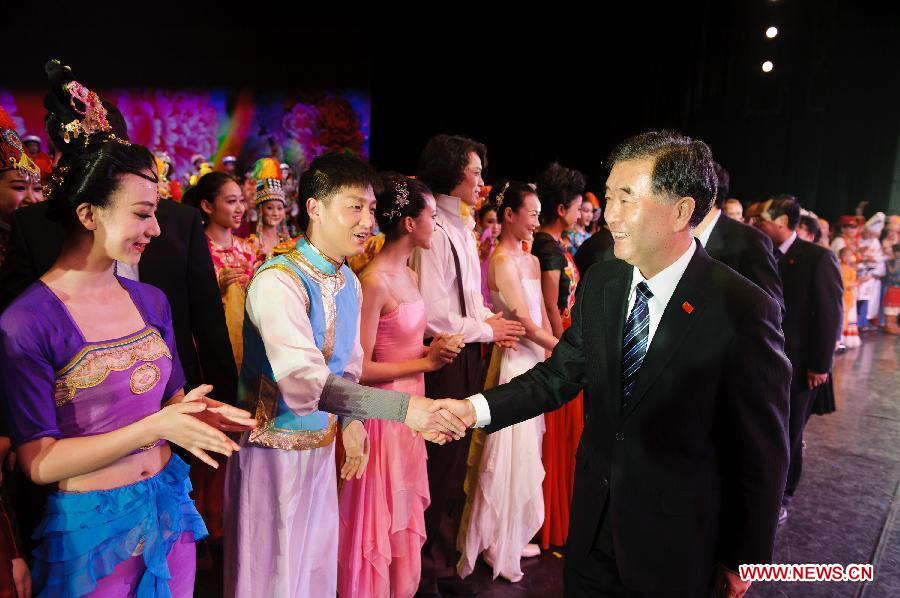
[54,329,171,407]
[130,363,161,394]
[284,249,344,363]
[249,415,337,451]
[246,375,337,450]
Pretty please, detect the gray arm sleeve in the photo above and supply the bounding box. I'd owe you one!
[321,373,410,423]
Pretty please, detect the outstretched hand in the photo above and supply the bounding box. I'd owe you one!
[429,398,477,429]
[184,385,257,434]
[155,386,244,468]
[404,396,468,444]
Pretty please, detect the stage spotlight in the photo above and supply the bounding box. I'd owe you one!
[766,26,779,38]
[762,61,774,73]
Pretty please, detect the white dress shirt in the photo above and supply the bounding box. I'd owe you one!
[778,231,798,256]
[409,194,495,343]
[469,240,698,427]
[697,209,722,248]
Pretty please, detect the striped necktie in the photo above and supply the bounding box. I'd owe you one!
[622,282,653,404]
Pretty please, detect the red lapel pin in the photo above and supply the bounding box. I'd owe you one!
[789,258,795,264]
[682,301,694,314]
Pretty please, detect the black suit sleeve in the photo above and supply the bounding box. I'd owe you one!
[807,250,843,374]
[0,211,39,311]
[716,293,791,570]
[743,231,785,324]
[184,209,238,405]
[483,269,589,432]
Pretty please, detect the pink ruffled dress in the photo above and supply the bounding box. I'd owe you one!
[338,300,431,598]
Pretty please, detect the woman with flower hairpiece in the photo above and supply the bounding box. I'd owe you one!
[338,173,463,598]
[458,180,554,583]
[0,60,256,597]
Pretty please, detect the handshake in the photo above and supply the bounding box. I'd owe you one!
[403,396,478,444]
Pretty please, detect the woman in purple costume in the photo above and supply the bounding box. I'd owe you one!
[0,62,255,597]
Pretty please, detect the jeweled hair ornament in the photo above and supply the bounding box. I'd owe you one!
[492,181,510,210]
[382,178,410,221]
[0,106,40,182]
[45,60,129,148]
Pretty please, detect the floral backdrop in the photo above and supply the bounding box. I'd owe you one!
[0,87,371,179]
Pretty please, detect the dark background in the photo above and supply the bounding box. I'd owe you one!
[3,0,899,220]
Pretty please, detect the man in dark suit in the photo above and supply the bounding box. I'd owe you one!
[0,198,238,405]
[693,163,784,318]
[750,195,842,524]
[573,224,615,275]
[435,131,791,596]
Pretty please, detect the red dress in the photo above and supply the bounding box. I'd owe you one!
[531,233,584,548]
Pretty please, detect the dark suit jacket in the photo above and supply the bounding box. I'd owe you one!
[573,227,615,276]
[483,241,791,592]
[777,236,843,392]
[0,200,238,405]
[705,213,785,320]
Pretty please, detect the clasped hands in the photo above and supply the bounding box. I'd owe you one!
[404,396,478,444]
[341,396,478,481]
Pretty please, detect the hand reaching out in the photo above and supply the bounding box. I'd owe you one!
[154,385,255,469]
[404,396,468,444]
[429,398,477,429]
[184,385,257,434]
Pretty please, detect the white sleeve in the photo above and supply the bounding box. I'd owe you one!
[410,238,494,344]
[467,393,492,428]
[245,268,331,416]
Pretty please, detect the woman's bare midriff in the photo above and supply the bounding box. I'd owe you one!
[58,443,171,492]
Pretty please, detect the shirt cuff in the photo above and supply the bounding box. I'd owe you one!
[468,393,492,428]
[478,321,494,344]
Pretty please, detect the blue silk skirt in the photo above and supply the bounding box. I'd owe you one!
[31,454,207,597]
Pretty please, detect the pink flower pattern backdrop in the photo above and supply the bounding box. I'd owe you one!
[0,88,370,178]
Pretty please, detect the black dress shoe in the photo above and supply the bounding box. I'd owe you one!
[437,576,480,596]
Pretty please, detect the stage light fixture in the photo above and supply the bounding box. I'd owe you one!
[766,26,779,38]
[762,61,774,72]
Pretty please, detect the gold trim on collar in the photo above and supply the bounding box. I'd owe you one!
[284,249,344,363]
[304,237,345,270]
